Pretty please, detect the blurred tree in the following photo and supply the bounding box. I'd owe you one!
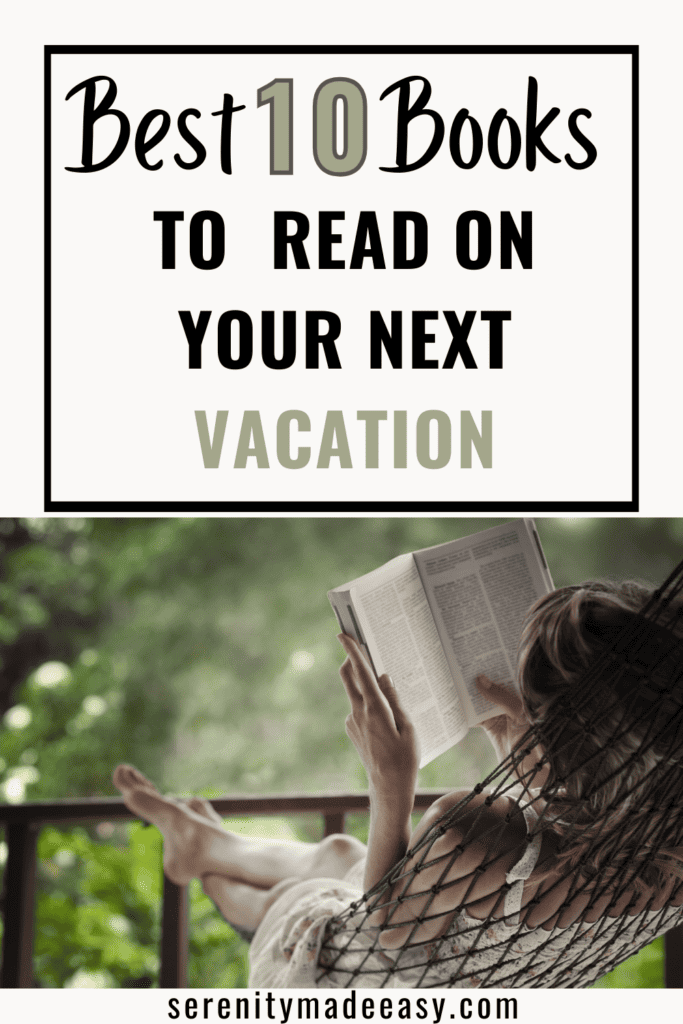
[1,517,682,988]
[0,518,101,718]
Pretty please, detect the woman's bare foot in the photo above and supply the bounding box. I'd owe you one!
[112,764,367,892]
[173,798,266,937]
[112,764,234,885]
[186,797,224,826]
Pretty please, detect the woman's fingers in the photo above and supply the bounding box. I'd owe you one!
[376,673,412,731]
[338,633,373,677]
[476,675,526,721]
[339,656,365,709]
[338,635,404,728]
[338,635,385,708]
[339,637,420,785]
[375,672,396,700]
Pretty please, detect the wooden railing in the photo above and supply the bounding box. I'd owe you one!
[1,793,682,988]
[0,791,441,988]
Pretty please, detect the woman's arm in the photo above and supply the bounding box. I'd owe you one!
[476,675,549,789]
[338,641,526,947]
[338,635,420,892]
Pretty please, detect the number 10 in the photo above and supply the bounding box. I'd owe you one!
[257,78,367,176]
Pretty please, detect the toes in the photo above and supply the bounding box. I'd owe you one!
[187,798,223,823]
[113,764,158,792]
[187,797,208,814]
[113,764,133,789]
[128,766,155,787]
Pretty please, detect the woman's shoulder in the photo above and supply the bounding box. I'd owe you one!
[375,787,530,950]
[405,785,530,903]
[412,786,528,857]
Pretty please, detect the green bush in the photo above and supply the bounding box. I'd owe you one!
[2,517,681,987]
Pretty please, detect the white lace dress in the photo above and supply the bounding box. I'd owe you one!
[249,802,680,989]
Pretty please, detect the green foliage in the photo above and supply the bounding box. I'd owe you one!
[187,877,248,988]
[2,517,682,987]
[33,822,162,987]
[593,937,664,988]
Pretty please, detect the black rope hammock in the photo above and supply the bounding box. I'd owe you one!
[316,558,683,988]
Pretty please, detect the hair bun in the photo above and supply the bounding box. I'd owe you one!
[598,616,683,727]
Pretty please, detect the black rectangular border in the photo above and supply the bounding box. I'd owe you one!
[45,45,638,513]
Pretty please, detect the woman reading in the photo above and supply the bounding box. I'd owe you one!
[114,575,683,988]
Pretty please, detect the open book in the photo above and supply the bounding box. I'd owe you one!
[329,520,553,767]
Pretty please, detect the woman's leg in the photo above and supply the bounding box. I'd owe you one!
[113,765,366,891]
[180,801,284,934]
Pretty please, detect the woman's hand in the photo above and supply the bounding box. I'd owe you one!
[338,634,420,803]
[338,634,420,893]
[476,675,549,788]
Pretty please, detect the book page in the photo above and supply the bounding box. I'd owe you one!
[347,556,467,766]
[414,520,553,727]
[328,553,416,674]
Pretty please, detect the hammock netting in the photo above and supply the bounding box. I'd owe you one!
[317,559,683,988]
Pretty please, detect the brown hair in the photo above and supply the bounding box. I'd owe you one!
[517,580,683,891]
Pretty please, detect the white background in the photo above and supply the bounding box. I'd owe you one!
[49,50,632,505]
[1,0,681,513]
[1,3,683,1013]
[0,985,680,1016]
